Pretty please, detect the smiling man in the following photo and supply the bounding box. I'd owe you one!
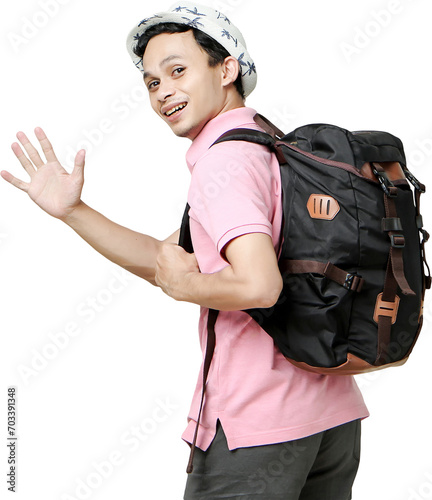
[2,2,368,499]
[142,31,244,140]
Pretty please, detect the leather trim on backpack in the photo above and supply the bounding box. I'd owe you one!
[373,293,400,324]
[360,161,406,182]
[307,194,340,220]
[287,353,408,376]
[191,116,428,378]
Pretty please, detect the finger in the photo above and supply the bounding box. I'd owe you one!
[11,142,37,178]
[16,131,44,168]
[34,127,59,163]
[72,149,86,182]
[0,170,30,192]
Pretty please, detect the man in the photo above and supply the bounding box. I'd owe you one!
[2,2,368,499]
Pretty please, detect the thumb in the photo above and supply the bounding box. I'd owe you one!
[72,149,86,181]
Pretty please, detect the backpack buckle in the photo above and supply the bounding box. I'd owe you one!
[373,293,400,324]
[371,163,397,197]
[343,273,364,292]
[420,228,430,243]
[404,168,426,193]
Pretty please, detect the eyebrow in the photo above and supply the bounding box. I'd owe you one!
[143,55,183,80]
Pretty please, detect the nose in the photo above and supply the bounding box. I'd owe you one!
[157,79,175,102]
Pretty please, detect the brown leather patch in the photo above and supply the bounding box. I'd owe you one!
[287,353,407,376]
[360,161,405,182]
[307,194,340,220]
[373,293,400,324]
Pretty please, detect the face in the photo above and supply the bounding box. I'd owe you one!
[142,30,240,140]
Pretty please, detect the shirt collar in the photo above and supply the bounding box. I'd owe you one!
[186,107,259,173]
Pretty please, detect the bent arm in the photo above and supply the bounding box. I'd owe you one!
[156,232,283,310]
[2,126,179,286]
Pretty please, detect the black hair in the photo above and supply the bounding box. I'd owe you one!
[133,22,245,99]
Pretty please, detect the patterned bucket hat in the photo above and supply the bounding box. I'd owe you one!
[126,1,257,97]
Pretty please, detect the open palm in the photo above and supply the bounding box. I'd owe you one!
[1,127,86,220]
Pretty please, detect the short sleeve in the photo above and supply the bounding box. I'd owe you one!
[187,141,278,260]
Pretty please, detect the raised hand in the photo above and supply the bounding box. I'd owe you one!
[1,127,86,221]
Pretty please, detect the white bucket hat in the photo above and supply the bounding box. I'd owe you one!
[126,1,257,97]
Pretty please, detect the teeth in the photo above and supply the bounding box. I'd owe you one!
[166,103,186,116]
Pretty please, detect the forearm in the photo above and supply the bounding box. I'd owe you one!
[62,201,162,284]
[156,233,283,310]
[180,265,282,311]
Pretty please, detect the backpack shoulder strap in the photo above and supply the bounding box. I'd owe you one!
[183,121,282,474]
[211,128,289,163]
[212,128,276,149]
[254,114,285,139]
[178,127,275,252]
[178,203,193,253]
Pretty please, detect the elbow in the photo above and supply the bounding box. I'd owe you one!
[250,274,283,309]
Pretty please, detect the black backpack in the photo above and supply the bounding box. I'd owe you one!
[180,114,430,472]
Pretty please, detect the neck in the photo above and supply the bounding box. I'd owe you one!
[190,93,245,141]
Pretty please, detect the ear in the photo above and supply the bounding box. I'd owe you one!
[221,56,240,88]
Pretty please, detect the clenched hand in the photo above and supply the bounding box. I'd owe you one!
[155,243,200,301]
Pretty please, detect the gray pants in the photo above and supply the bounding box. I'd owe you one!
[184,419,361,500]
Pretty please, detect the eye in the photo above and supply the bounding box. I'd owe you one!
[147,80,159,91]
[173,67,185,77]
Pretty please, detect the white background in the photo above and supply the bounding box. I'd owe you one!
[1,0,432,499]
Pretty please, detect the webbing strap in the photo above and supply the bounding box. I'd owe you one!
[376,316,393,365]
[253,113,285,140]
[375,256,399,364]
[178,203,193,253]
[213,128,276,149]
[414,189,431,291]
[178,205,219,474]
[383,195,415,297]
[280,260,364,292]
[186,308,218,474]
[375,193,415,365]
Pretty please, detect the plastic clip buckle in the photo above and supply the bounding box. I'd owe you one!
[343,273,363,292]
[371,164,397,197]
[420,228,430,244]
[404,168,426,193]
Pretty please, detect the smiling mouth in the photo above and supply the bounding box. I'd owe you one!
[165,103,187,117]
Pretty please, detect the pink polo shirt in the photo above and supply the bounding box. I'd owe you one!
[182,107,369,451]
